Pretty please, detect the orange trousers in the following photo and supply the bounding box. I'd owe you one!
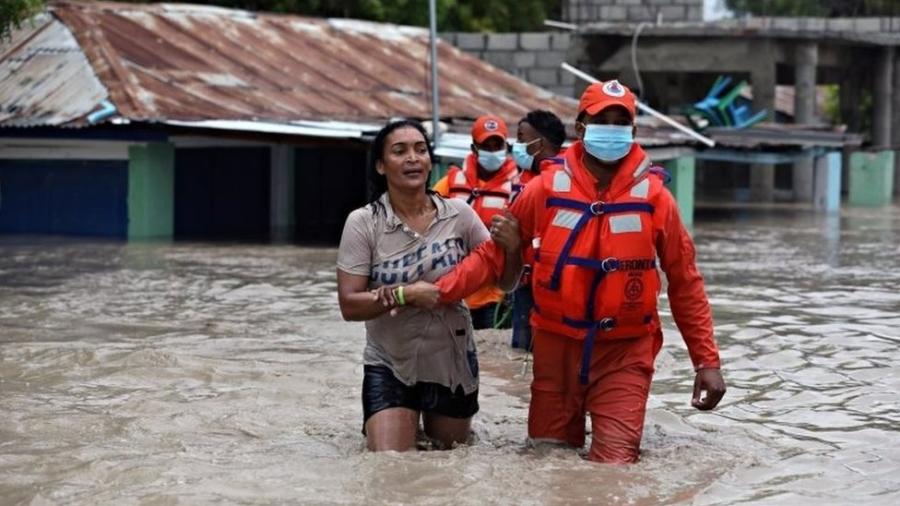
[528,328,662,463]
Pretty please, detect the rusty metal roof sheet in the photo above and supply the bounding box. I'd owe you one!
[706,126,863,149]
[0,13,109,126]
[12,0,576,128]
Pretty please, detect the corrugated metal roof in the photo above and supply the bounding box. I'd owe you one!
[706,126,863,148]
[9,0,576,129]
[0,13,109,126]
[163,118,378,139]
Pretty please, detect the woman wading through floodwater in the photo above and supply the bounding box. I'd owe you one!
[336,119,522,451]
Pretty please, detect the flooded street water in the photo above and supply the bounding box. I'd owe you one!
[1,205,899,505]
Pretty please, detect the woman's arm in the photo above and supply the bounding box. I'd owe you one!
[337,270,396,321]
[435,181,538,303]
[336,208,397,321]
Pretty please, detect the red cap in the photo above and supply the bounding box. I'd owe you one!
[471,115,508,144]
[578,80,637,119]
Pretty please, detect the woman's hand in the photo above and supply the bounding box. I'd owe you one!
[491,210,521,253]
[371,285,399,308]
[403,281,440,309]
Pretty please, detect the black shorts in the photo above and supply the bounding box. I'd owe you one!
[362,365,479,427]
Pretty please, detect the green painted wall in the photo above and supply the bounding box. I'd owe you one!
[128,142,174,240]
[663,156,695,227]
[849,150,895,206]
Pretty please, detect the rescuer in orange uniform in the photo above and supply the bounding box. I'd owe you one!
[509,110,567,351]
[432,115,519,329]
[412,80,726,463]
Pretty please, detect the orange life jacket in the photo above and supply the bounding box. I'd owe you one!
[530,148,665,383]
[513,151,566,285]
[447,154,518,227]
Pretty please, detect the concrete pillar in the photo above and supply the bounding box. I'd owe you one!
[793,42,818,202]
[269,144,296,242]
[813,152,841,213]
[128,142,174,240]
[663,156,695,228]
[872,47,893,148]
[750,52,777,202]
[849,150,895,206]
[893,49,900,197]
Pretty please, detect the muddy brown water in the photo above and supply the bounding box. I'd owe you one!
[1,205,899,505]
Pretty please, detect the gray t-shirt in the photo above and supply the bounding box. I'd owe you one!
[337,192,490,394]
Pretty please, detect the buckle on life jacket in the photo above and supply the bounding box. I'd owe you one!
[589,200,605,216]
[598,317,616,331]
[600,257,618,273]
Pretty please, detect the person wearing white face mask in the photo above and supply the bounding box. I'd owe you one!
[432,115,518,329]
[509,110,567,351]
[511,110,567,191]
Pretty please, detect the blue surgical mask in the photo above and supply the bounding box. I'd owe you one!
[511,140,539,170]
[582,124,633,162]
[478,149,507,172]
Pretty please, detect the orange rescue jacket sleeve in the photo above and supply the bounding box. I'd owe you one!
[436,175,542,303]
[654,188,721,370]
[435,240,503,303]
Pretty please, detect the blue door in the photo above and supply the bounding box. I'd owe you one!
[0,160,128,237]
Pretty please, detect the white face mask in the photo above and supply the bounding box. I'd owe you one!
[511,139,540,170]
[581,124,633,162]
[478,149,507,172]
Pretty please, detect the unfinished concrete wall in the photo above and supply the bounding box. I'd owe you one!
[441,32,576,97]
[562,0,703,24]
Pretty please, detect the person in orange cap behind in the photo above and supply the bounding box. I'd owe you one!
[432,115,519,329]
[398,80,726,463]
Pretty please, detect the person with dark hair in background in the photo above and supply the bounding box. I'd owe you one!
[336,119,522,452]
[511,109,567,189]
[432,115,519,329]
[509,110,567,351]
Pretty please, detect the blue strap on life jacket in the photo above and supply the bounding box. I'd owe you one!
[544,199,654,291]
[565,311,653,385]
[561,316,616,384]
[649,166,671,184]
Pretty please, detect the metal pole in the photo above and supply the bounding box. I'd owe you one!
[428,0,440,148]
[560,62,716,148]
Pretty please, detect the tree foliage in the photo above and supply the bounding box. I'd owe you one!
[725,0,900,16]
[112,0,562,31]
[1,0,43,40]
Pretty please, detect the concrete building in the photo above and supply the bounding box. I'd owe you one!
[567,13,899,204]
[439,2,896,206]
